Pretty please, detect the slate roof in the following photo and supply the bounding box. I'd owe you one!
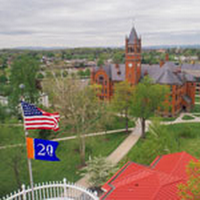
[181,63,200,70]
[94,64,125,81]
[101,152,198,200]
[93,61,195,85]
[156,69,183,85]
[141,62,195,85]
[128,27,139,44]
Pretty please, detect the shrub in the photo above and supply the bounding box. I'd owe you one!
[80,156,118,188]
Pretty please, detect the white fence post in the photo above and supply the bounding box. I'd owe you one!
[63,178,67,197]
[22,184,26,200]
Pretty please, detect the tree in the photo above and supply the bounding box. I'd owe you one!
[0,126,27,191]
[111,81,134,133]
[9,54,39,108]
[131,76,169,138]
[45,77,108,165]
[140,119,179,163]
[113,52,123,64]
[80,156,118,189]
[178,160,200,200]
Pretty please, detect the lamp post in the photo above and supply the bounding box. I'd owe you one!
[19,83,25,100]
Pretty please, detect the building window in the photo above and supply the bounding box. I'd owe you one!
[128,47,134,53]
[98,76,104,84]
[175,94,178,101]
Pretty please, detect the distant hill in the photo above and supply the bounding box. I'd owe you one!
[143,44,200,49]
[2,44,200,51]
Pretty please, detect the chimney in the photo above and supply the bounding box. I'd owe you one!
[160,60,164,68]
[165,53,169,61]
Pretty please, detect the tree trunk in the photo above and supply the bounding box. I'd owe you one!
[141,118,146,139]
[79,135,86,166]
[125,109,129,134]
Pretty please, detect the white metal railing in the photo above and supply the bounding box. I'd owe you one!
[1,178,99,200]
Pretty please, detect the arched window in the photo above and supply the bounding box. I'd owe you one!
[128,46,134,53]
[98,75,104,84]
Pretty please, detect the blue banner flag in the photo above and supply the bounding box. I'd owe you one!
[26,138,60,161]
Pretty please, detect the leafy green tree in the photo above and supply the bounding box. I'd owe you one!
[85,69,91,77]
[113,52,123,64]
[112,81,134,133]
[123,120,179,165]
[80,156,118,188]
[46,77,108,165]
[0,75,8,84]
[37,73,44,79]
[0,104,9,122]
[9,55,39,108]
[178,160,200,200]
[131,76,169,138]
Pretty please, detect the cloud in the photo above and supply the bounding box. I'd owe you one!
[0,0,200,48]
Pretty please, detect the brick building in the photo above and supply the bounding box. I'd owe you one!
[91,27,196,116]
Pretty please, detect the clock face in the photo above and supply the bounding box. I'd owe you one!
[128,63,133,68]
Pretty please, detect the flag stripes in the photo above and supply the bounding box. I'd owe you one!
[21,101,60,131]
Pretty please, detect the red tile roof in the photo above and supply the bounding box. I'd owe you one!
[101,152,198,200]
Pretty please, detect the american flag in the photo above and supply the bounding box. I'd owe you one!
[21,101,60,131]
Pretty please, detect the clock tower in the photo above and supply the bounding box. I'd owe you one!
[125,27,141,85]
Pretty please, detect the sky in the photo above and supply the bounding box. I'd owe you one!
[0,0,200,48]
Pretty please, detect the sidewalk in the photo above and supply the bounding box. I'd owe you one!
[76,113,200,188]
[0,127,134,150]
[76,120,142,187]
[162,112,200,125]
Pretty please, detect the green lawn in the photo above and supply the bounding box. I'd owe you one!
[121,123,200,167]
[195,96,200,102]
[54,115,135,138]
[0,130,128,197]
[159,117,177,122]
[182,115,195,120]
[191,104,200,112]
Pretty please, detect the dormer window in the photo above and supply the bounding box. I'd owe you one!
[117,71,121,75]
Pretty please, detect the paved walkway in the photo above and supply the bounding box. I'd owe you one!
[76,120,142,187]
[77,112,200,188]
[162,112,200,125]
[0,128,134,150]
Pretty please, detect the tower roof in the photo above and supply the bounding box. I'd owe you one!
[128,27,139,44]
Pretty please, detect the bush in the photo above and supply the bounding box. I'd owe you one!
[80,156,118,188]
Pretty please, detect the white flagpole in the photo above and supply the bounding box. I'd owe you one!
[25,131,35,200]
[21,101,35,200]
